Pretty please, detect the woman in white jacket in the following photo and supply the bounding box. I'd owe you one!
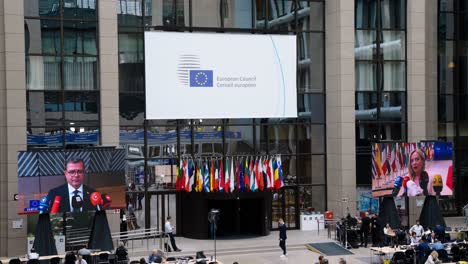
[425,251,441,264]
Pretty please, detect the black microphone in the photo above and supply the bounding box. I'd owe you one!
[72,195,83,211]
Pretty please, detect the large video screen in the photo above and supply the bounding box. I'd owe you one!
[371,142,453,197]
[17,148,126,214]
[145,31,297,119]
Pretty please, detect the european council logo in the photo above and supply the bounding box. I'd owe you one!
[190,70,213,87]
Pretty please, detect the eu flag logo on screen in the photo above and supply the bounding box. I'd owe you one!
[190,70,213,87]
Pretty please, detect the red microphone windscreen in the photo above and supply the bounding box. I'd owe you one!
[102,194,112,209]
[90,192,102,206]
[50,196,61,213]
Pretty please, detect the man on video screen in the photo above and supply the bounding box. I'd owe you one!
[47,157,96,213]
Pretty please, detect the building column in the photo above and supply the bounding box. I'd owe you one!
[407,0,438,142]
[99,0,119,146]
[0,0,27,257]
[325,0,356,217]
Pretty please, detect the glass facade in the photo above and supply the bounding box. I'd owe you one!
[355,0,407,185]
[438,0,468,214]
[25,0,99,148]
[118,0,326,230]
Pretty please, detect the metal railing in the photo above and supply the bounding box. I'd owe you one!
[66,227,172,255]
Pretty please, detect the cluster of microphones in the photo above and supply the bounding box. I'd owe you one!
[38,192,112,214]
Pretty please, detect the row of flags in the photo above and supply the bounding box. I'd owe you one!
[371,142,434,179]
[175,156,284,192]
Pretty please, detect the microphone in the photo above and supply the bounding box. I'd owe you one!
[72,195,83,211]
[90,192,103,211]
[102,193,112,210]
[50,196,61,214]
[391,176,403,196]
[432,174,443,195]
[39,196,50,214]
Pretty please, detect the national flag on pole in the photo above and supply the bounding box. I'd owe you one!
[244,157,250,191]
[188,159,195,192]
[273,158,280,189]
[224,159,230,192]
[203,161,210,192]
[256,158,264,191]
[219,159,224,192]
[196,160,203,192]
[263,158,271,189]
[277,157,284,188]
[176,160,182,191]
[209,160,215,192]
[230,158,235,192]
[390,144,397,173]
[250,158,257,191]
[239,159,245,192]
[214,160,219,192]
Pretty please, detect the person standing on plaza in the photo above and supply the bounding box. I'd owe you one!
[360,212,371,247]
[410,220,424,240]
[165,216,181,252]
[278,218,287,258]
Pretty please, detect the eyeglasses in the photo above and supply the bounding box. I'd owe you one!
[67,170,84,176]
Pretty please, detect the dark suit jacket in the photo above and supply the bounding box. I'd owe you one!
[47,184,96,213]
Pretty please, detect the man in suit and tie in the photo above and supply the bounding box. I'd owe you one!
[47,157,96,213]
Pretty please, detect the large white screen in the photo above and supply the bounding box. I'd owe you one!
[145,32,297,119]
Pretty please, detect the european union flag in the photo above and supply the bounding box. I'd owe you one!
[190,70,213,87]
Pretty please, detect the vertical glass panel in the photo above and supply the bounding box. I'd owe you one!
[459,95,468,121]
[355,0,377,29]
[119,93,145,126]
[267,125,295,155]
[271,189,283,229]
[25,19,61,55]
[356,62,378,91]
[193,126,223,157]
[356,123,379,146]
[147,159,177,190]
[380,123,405,140]
[355,92,378,121]
[64,92,99,122]
[382,62,405,91]
[120,127,144,148]
[439,12,455,40]
[223,0,252,28]
[119,32,144,63]
[225,125,254,155]
[459,41,468,93]
[27,127,63,147]
[380,92,405,121]
[438,95,455,122]
[25,0,61,18]
[297,32,324,92]
[355,30,377,60]
[297,125,324,154]
[63,0,97,20]
[63,21,97,56]
[253,0,266,29]
[439,41,455,94]
[297,93,324,123]
[26,56,61,90]
[148,126,179,157]
[283,188,297,228]
[267,0,294,31]
[440,0,455,12]
[311,125,325,154]
[27,91,63,127]
[258,124,268,154]
[438,123,455,142]
[63,56,98,90]
[118,0,143,27]
[382,31,405,60]
[458,123,468,146]
[64,126,99,146]
[299,185,325,213]
[297,1,323,31]
[192,0,221,27]
[296,155,311,184]
[280,155,294,186]
[119,32,145,92]
[179,125,192,157]
[380,0,405,29]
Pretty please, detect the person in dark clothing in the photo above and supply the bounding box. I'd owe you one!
[370,214,380,246]
[115,242,128,261]
[278,218,287,258]
[416,237,431,264]
[360,212,371,247]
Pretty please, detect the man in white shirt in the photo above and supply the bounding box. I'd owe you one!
[409,220,424,239]
[165,216,181,252]
[409,232,421,245]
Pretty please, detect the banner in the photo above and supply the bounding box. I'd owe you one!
[145,32,297,119]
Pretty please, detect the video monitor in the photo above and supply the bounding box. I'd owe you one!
[17,148,126,214]
[371,142,453,197]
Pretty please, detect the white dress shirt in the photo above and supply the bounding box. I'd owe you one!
[410,224,424,237]
[68,184,84,212]
[165,221,173,233]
